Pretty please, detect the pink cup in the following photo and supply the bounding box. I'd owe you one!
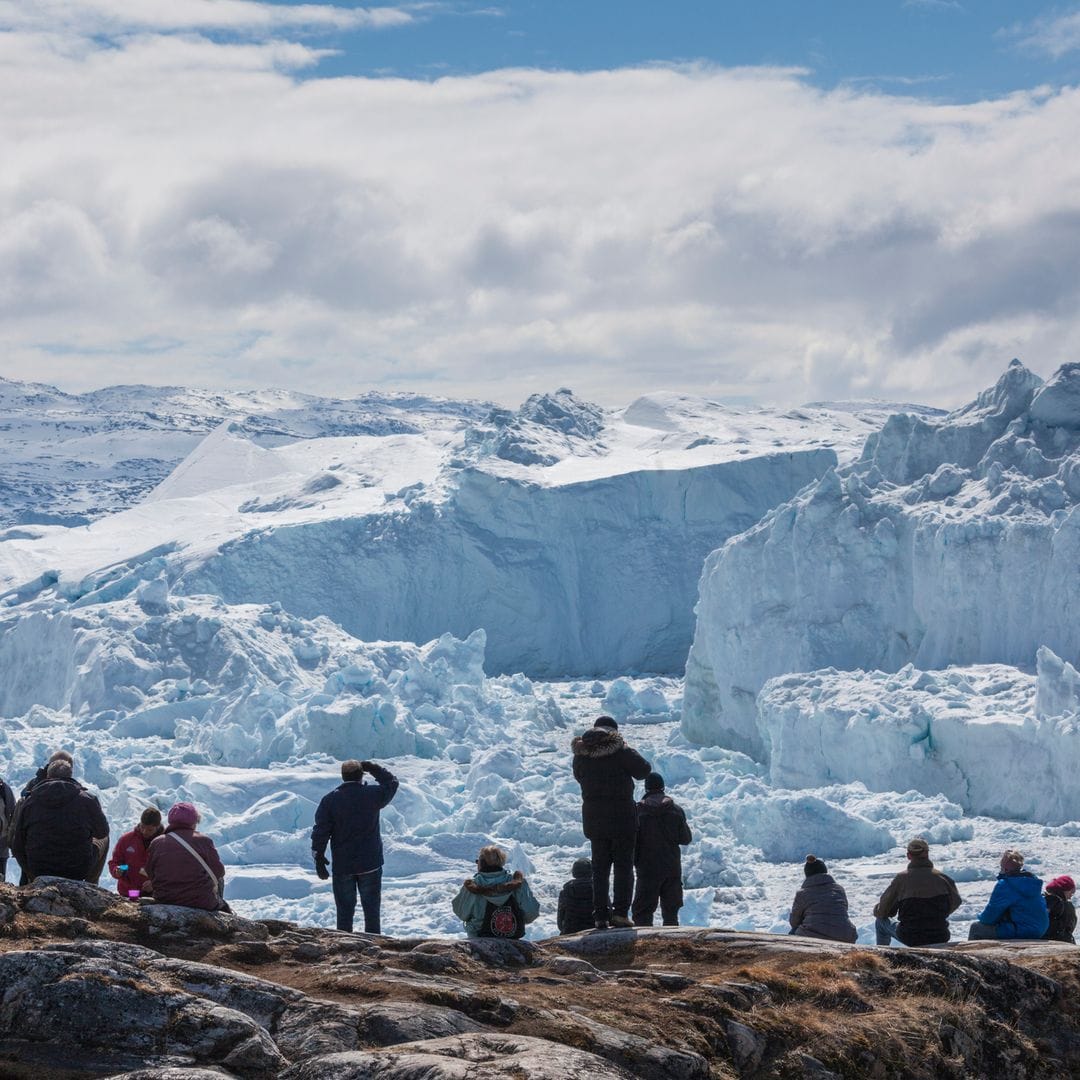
[128,890,140,898]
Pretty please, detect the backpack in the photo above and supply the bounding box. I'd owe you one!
[479,892,526,939]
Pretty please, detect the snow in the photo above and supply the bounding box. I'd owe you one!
[1,370,1078,947]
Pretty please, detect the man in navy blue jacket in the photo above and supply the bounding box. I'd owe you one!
[311,759,399,934]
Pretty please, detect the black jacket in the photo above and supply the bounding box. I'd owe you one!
[1044,892,1077,944]
[634,792,691,878]
[571,729,651,839]
[0,777,15,860]
[557,874,595,934]
[311,764,399,876]
[10,778,109,881]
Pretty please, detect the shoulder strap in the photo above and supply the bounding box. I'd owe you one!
[169,833,221,896]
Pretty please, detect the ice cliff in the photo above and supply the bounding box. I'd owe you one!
[683,360,1080,760]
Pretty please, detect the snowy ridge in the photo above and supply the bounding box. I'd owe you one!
[683,360,1080,758]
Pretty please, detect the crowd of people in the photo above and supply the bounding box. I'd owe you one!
[0,719,1076,948]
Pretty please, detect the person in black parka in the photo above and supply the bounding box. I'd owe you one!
[571,715,651,929]
[9,760,109,883]
[557,857,595,934]
[1043,875,1077,944]
[311,759,399,934]
[632,772,692,927]
[0,772,16,883]
[11,750,80,885]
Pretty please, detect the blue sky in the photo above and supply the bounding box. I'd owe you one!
[1,0,1080,408]
[287,1,1076,100]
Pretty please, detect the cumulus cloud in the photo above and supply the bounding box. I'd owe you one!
[0,17,1078,408]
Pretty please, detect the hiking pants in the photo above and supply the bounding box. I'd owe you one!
[333,868,383,934]
[632,872,683,926]
[590,836,635,921]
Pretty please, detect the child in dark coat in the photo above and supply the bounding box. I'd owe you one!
[631,772,692,926]
[557,858,595,934]
[1043,874,1077,944]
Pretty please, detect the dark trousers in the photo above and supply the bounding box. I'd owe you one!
[0,857,6,883]
[332,868,383,933]
[632,872,683,926]
[590,836,635,921]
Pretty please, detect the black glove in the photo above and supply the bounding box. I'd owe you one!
[359,760,374,773]
[314,854,330,880]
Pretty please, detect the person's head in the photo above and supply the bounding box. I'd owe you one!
[341,759,364,782]
[1047,875,1076,899]
[804,854,828,878]
[1000,849,1025,874]
[167,802,200,829]
[46,760,73,780]
[48,750,74,766]
[571,857,592,879]
[138,807,163,838]
[906,838,930,861]
[593,716,618,732]
[644,772,665,794]
[476,845,507,873]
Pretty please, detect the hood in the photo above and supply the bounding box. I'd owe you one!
[801,873,837,888]
[906,857,935,871]
[999,870,1043,896]
[571,728,625,758]
[465,869,524,898]
[639,793,674,813]
[33,778,83,809]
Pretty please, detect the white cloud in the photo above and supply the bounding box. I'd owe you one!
[1007,8,1080,60]
[0,21,1078,409]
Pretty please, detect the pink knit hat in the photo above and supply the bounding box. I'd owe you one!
[167,802,199,828]
[1047,875,1076,895]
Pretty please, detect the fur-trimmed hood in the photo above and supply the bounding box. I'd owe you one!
[571,728,625,758]
[464,869,526,897]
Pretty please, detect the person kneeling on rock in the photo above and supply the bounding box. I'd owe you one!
[968,849,1049,941]
[145,802,231,913]
[452,845,539,939]
[789,855,858,943]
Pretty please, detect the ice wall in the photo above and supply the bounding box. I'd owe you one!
[757,648,1080,825]
[179,450,834,677]
[683,361,1080,756]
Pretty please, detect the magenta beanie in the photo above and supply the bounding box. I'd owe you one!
[167,802,199,828]
[1047,875,1076,894]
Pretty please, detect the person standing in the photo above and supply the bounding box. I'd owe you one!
[9,759,109,884]
[789,855,858,943]
[968,849,1049,940]
[311,759,399,934]
[874,837,961,947]
[0,771,15,883]
[108,808,165,899]
[632,772,692,927]
[572,716,651,929]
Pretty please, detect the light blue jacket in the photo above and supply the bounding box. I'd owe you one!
[977,870,1050,939]
[451,869,540,937]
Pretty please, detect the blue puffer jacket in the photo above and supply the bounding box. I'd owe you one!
[977,870,1050,939]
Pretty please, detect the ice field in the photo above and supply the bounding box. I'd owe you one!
[2,364,1079,943]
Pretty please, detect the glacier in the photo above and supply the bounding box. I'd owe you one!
[683,360,1080,759]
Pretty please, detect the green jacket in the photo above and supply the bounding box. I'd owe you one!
[451,869,540,937]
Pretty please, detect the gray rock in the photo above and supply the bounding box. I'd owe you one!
[20,875,125,917]
[547,956,603,979]
[724,1019,766,1074]
[140,903,270,940]
[106,1070,237,1079]
[278,1033,638,1079]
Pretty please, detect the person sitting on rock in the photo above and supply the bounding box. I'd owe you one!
[632,772,692,927]
[874,837,961,947]
[8,759,109,885]
[108,807,164,899]
[145,802,229,912]
[1042,875,1077,944]
[789,855,858,943]
[9,750,88,886]
[0,770,15,883]
[968,850,1050,940]
[557,857,595,935]
[452,845,539,939]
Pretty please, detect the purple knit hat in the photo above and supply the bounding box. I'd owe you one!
[167,802,199,828]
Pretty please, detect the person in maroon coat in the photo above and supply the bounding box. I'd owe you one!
[145,802,228,911]
[108,807,164,899]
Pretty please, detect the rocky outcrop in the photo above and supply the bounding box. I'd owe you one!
[1,879,1079,1078]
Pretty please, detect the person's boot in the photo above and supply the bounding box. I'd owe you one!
[593,919,609,930]
[610,914,633,928]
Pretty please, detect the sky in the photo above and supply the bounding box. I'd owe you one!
[1,1,1080,409]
